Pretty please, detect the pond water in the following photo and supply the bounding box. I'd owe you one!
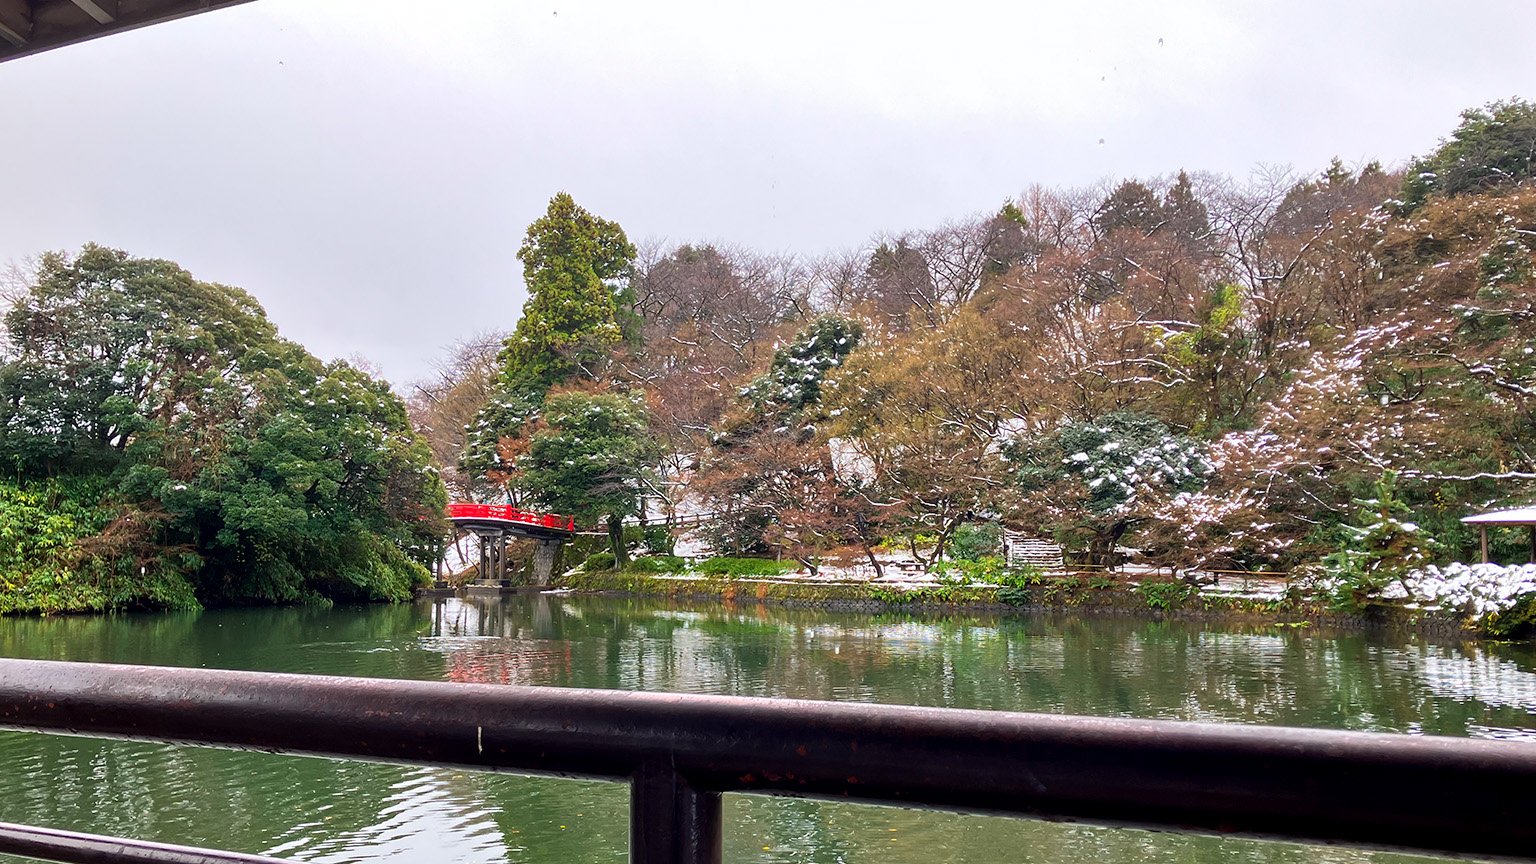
[1,595,1534,864]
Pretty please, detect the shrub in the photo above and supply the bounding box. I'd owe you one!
[696,557,797,578]
[1384,562,1536,636]
[624,555,686,574]
[0,478,200,614]
[1041,575,1086,605]
[1138,579,1196,610]
[997,586,1030,606]
[641,525,675,555]
[935,557,1043,591]
[584,552,616,571]
[1485,594,1536,638]
[949,523,1002,561]
[1320,474,1436,610]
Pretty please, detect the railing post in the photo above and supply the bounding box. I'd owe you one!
[630,759,722,864]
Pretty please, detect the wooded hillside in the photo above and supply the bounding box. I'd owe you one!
[413,99,1536,586]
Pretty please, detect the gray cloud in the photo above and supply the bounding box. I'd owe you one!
[2,0,1532,386]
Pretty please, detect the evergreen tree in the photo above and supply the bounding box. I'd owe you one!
[859,240,933,325]
[462,194,638,481]
[517,391,656,567]
[498,192,637,397]
[0,246,446,611]
[983,201,1034,276]
[700,314,866,556]
[1006,412,1210,563]
[739,314,865,421]
[1095,179,1167,236]
[0,245,275,475]
[1323,473,1437,606]
[1399,99,1536,212]
[1162,170,1211,249]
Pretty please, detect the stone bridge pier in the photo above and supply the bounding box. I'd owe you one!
[445,503,577,591]
[531,538,564,585]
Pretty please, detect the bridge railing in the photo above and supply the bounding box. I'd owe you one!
[446,502,575,532]
[1,658,1534,864]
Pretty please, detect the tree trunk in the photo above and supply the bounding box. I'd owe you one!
[1091,520,1131,567]
[607,514,628,569]
[863,545,884,579]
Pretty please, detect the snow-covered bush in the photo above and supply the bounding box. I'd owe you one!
[1384,563,1536,634]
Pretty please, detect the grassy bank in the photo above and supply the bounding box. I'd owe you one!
[556,566,1466,634]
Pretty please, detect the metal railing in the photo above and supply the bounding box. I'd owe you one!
[2,658,1535,864]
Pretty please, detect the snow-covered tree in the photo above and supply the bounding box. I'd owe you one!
[1005,412,1210,562]
[1322,473,1438,607]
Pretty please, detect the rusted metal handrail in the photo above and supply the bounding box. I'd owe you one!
[2,659,1535,863]
[0,821,287,864]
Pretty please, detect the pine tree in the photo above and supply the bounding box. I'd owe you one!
[518,391,655,566]
[1324,473,1437,604]
[1162,170,1210,248]
[497,192,637,397]
[1398,99,1536,213]
[1095,179,1166,236]
[461,194,637,481]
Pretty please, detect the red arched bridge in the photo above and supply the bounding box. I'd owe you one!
[443,503,575,590]
[446,502,575,539]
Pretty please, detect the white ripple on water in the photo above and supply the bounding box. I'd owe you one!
[264,766,508,864]
[1413,649,1536,715]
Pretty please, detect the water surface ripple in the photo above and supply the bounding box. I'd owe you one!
[2,596,1532,863]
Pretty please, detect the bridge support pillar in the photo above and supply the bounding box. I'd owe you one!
[532,538,564,586]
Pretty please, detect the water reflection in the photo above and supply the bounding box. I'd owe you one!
[0,595,1531,863]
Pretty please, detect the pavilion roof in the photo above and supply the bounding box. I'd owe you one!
[1,1,254,64]
[1462,507,1536,526]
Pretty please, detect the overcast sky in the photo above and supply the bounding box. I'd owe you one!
[2,0,1532,388]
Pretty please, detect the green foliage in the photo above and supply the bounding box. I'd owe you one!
[0,245,276,475]
[949,522,1002,561]
[1400,99,1536,212]
[1137,579,1196,611]
[623,555,687,574]
[868,584,912,604]
[1095,179,1166,235]
[999,200,1028,226]
[739,314,864,418]
[997,586,1030,606]
[1322,473,1436,608]
[1007,413,1209,562]
[517,391,656,564]
[458,390,540,479]
[1163,170,1212,247]
[695,557,797,578]
[584,552,617,571]
[1160,282,1252,432]
[462,194,638,479]
[867,578,996,605]
[933,556,1042,590]
[1481,594,1536,638]
[638,524,675,555]
[0,247,446,613]
[0,478,200,614]
[1041,575,1087,604]
[497,193,638,398]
